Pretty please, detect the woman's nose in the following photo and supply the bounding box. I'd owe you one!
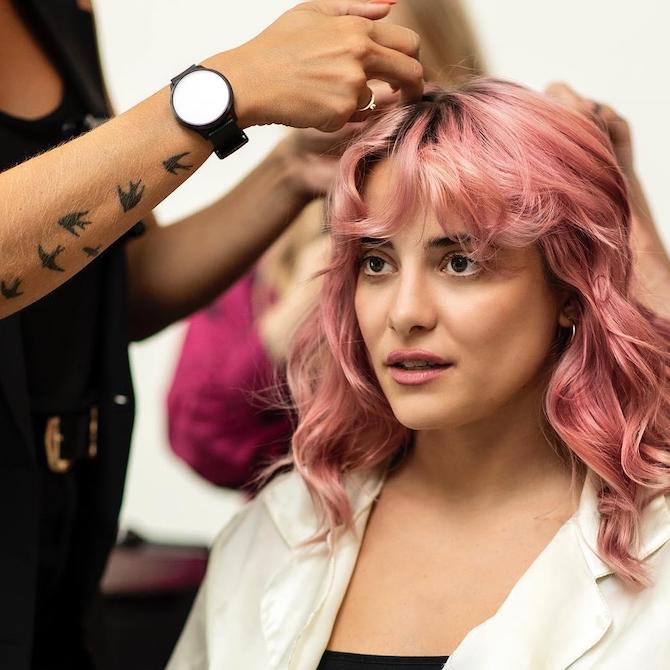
[387,271,438,337]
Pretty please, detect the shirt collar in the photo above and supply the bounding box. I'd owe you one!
[261,467,386,550]
[573,470,670,578]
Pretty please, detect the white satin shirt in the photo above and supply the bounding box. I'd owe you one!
[167,468,670,669]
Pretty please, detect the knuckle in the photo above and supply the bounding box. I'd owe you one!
[347,33,370,59]
[324,115,345,132]
[326,98,349,124]
[406,28,421,55]
[407,58,424,82]
[349,70,367,90]
[338,98,357,119]
[545,81,564,94]
[343,14,370,34]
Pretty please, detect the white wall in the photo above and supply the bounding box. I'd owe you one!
[92,0,670,545]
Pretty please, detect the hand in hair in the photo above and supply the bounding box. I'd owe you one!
[546,82,670,319]
[275,83,400,198]
[225,0,423,132]
[545,83,633,176]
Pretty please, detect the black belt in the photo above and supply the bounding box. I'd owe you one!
[32,406,99,474]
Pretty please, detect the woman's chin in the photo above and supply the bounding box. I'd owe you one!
[390,400,472,432]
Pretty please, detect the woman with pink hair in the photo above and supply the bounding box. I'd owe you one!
[167,79,670,669]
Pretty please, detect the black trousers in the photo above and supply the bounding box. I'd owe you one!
[32,432,96,670]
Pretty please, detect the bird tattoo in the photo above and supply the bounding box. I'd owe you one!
[0,278,23,299]
[38,244,65,272]
[163,152,193,175]
[117,179,145,212]
[83,245,102,258]
[58,211,92,237]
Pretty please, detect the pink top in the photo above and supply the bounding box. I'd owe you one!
[167,272,292,490]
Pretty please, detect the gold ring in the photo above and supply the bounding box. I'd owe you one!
[357,88,377,113]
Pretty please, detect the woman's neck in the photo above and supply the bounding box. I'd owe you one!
[394,384,580,520]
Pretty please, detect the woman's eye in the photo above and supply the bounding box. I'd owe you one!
[444,253,479,277]
[362,255,391,275]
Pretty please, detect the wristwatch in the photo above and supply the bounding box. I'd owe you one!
[170,64,248,159]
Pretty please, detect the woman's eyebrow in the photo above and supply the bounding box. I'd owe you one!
[424,235,472,249]
[359,235,473,249]
[360,237,391,248]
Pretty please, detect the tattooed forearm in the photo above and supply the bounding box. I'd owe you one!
[163,152,193,175]
[59,211,92,237]
[117,179,145,212]
[83,245,102,258]
[1,278,23,299]
[38,244,65,272]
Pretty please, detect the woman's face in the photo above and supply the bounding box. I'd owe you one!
[354,159,569,431]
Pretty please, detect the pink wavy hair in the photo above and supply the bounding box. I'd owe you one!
[279,79,670,587]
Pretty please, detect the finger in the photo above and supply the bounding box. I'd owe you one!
[596,103,633,164]
[369,80,400,107]
[349,82,399,122]
[364,45,424,102]
[545,82,576,101]
[354,85,372,110]
[545,82,588,113]
[545,82,605,129]
[352,80,399,110]
[369,22,420,59]
[546,84,633,170]
[314,0,394,20]
[597,103,630,139]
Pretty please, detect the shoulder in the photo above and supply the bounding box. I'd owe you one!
[207,470,316,567]
[191,470,318,628]
[207,466,385,568]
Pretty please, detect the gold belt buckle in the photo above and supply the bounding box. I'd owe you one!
[88,406,99,459]
[45,416,72,474]
[44,406,99,474]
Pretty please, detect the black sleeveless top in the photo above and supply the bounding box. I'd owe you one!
[318,651,450,669]
[0,84,106,413]
[0,4,109,414]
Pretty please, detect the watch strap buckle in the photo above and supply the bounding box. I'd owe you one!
[209,119,248,159]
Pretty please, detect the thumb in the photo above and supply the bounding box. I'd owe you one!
[314,0,396,19]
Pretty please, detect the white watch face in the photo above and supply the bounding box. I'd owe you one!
[172,69,231,127]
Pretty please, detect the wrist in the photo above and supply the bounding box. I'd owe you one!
[202,50,263,130]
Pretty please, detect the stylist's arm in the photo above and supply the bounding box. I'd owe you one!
[0,0,422,319]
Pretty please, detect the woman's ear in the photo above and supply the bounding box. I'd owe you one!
[558,293,578,328]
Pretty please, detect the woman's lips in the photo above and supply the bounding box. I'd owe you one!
[388,364,453,386]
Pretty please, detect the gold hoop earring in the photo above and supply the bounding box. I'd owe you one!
[569,322,576,343]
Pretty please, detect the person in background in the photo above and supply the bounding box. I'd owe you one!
[167,0,487,491]
[0,0,423,667]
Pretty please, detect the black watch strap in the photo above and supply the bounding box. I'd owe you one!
[208,118,249,160]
